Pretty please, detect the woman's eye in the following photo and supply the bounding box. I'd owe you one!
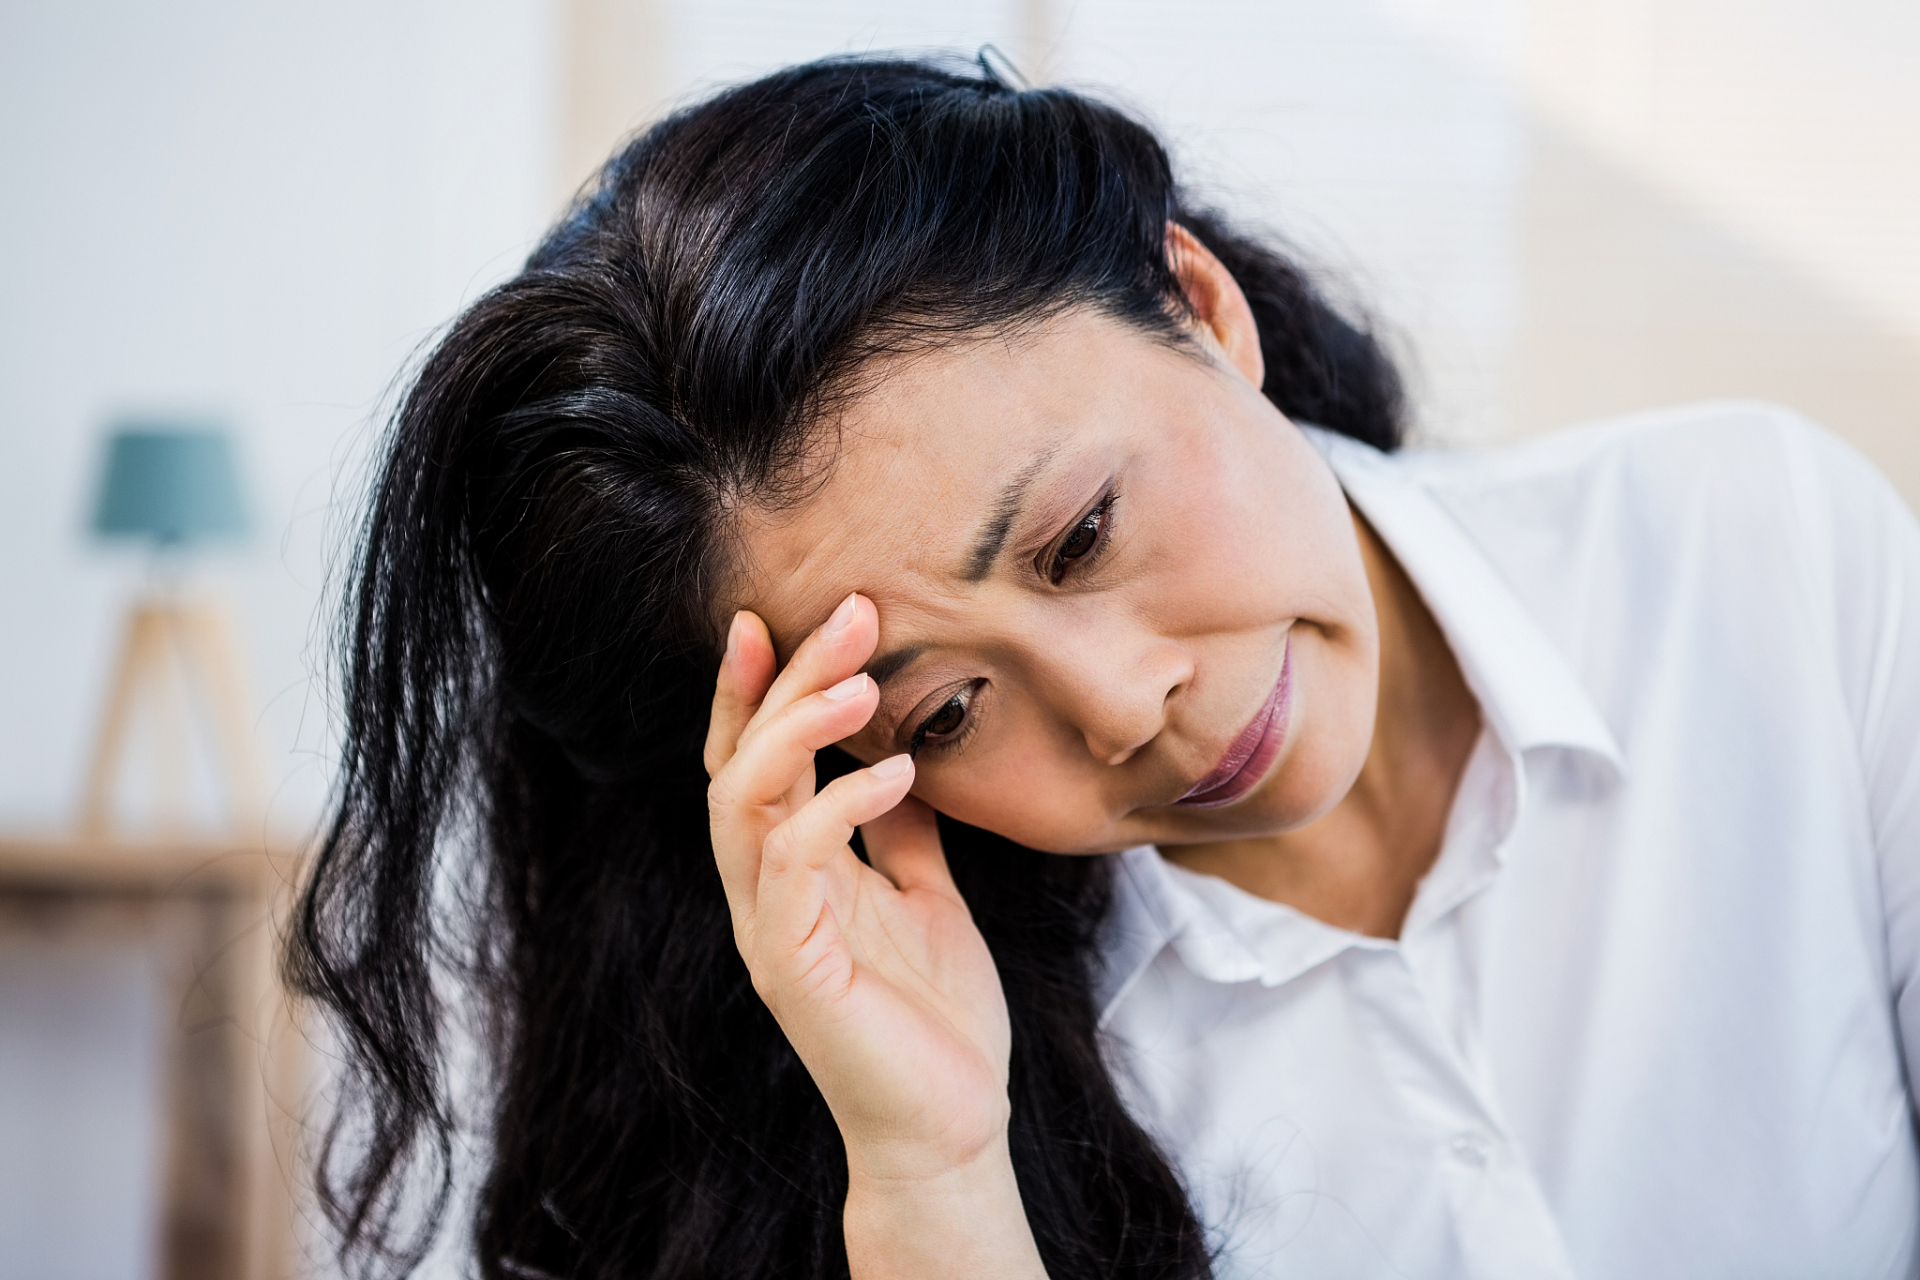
[909,682,981,758]
[1047,495,1114,584]
[1060,516,1099,563]
[922,695,966,738]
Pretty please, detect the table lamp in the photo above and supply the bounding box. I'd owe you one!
[80,423,265,837]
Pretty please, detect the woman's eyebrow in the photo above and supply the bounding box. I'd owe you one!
[962,444,1060,582]
[860,445,1062,694]
[863,645,925,688]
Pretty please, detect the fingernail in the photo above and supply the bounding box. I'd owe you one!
[823,673,868,701]
[822,592,858,637]
[724,612,743,662]
[871,754,913,780]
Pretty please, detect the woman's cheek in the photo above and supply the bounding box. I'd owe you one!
[1268,624,1374,827]
[920,754,1099,854]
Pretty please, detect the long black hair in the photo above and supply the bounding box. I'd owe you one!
[289,54,1404,1280]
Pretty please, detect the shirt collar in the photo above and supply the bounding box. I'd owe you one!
[1307,425,1625,773]
[1094,426,1626,1022]
[1096,844,1385,1022]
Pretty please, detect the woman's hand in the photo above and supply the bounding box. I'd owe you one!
[705,594,1045,1278]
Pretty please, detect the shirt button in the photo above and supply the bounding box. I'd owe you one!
[1449,1132,1492,1168]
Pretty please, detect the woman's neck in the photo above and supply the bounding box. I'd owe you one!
[1162,509,1482,939]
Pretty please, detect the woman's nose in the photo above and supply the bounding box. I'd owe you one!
[1068,640,1193,766]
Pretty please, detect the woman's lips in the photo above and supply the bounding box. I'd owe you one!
[1175,641,1294,809]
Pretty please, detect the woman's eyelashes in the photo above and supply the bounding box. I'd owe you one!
[908,680,984,759]
[1039,490,1118,585]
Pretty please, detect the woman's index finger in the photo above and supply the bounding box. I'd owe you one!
[705,611,777,778]
[740,592,879,740]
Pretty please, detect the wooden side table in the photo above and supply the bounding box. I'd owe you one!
[0,834,309,1280]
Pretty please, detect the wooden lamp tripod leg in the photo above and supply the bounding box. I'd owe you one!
[177,602,266,833]
[78,599,264,837]
[79,602,169,837]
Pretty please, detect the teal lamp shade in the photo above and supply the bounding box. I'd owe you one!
[92,424,249,546]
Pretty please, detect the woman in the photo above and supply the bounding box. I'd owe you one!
[291,55,1920,1280]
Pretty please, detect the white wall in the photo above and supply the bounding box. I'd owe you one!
[1054,0,1528,444]
[661,0,1026,101]
[0,2,557,1275]
[0,0,558,834]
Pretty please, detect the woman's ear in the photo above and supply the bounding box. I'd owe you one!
[1166,222,1265,390]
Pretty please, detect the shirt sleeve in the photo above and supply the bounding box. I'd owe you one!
[1778,412,1920,1101]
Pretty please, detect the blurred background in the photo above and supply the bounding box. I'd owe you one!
[1,0,1915,1275]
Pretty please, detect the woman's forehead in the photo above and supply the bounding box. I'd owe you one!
[725,310,1209,656]
[727,313,1161,651]
[729,416,1051,657]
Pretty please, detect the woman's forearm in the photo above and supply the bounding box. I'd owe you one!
[844,1134,1047,1280]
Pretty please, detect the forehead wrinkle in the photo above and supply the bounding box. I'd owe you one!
[738,472,962,661]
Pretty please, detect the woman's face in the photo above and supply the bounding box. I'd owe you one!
[726,264,1379,855]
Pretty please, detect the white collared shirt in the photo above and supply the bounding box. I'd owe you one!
[1096,403,1920,1279]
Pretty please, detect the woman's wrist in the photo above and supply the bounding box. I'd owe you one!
[844,1132,1047,1280]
